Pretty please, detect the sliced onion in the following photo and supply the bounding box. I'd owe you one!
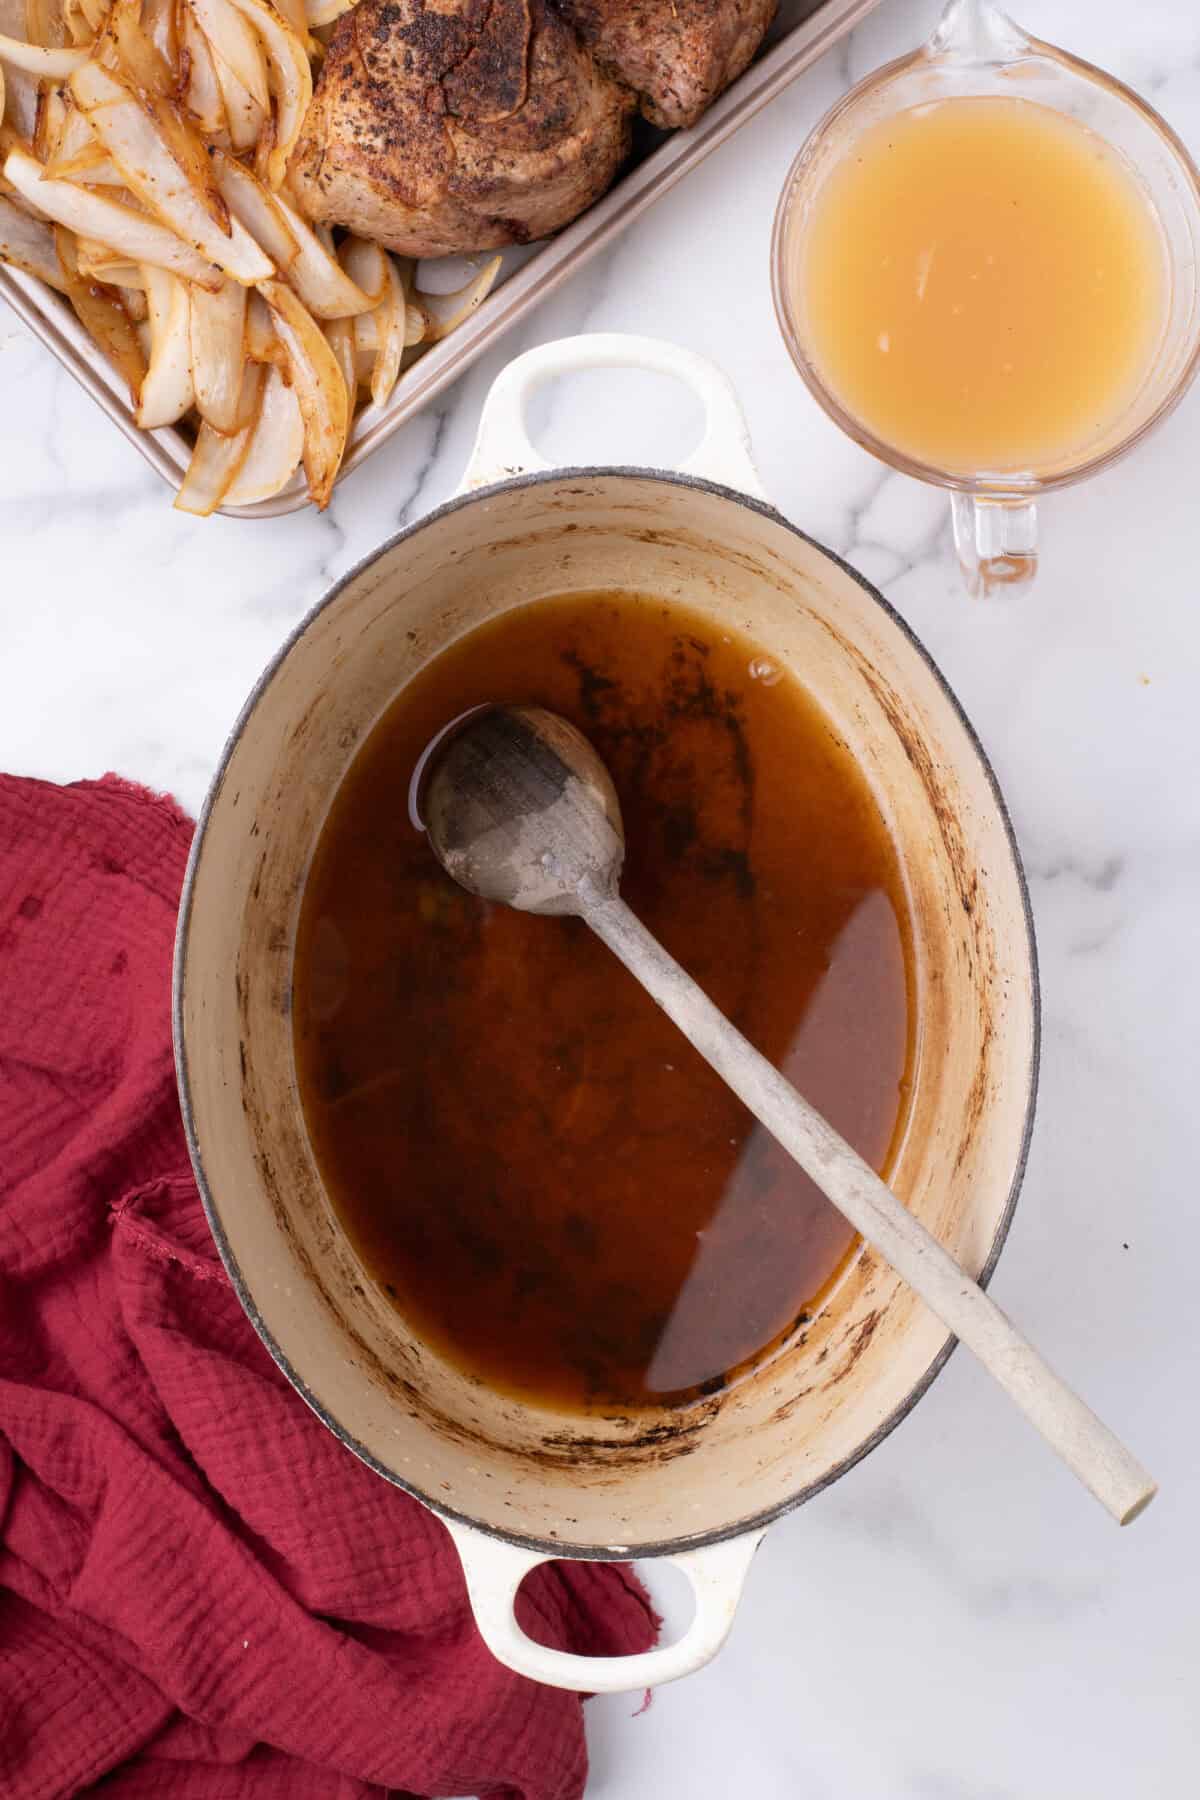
[0,117,31,158]
[245,285,285,364]
[413,255,502,342]
[354,297,427,355]
[142,0,177,73]
[80,161,128,187]
[74,235,152,283]
[149,92,232,222]
[214,149,297,268]
[75,230,126,270]
[220,0,310,190]
[2,73,40,139]
[0,29,38,136]
[272,188,374,317]
[189,272,246,431]
[3,0,503,515]
[376,249,423,345]
[43,113,128,187]
[137,261,194,425]
[218,158,371,318]
[41,97,98,173]
[179,4,225,136]
[104,7,232,236]
[305,0,351,24]
[174,357,263,514]
[105,3,231,233]
[69,62,270,280]
[188,0,268,109]
[23,0,62,49]
[211,45,263,152]
[269,0,310,43]
[223,362,303,503]
[0,189,69,287]
[259,276,347,508]
[45,135,131,191]
[370,254,404,407]
[336,232,383,306]
[231,351,262,426]
[65,150,127,184]
[32,81,68,161]
[251,111,273,187]
[118,279,147,319]
[82,258,140,282]
[54,222,147,400]
[0,33,88,76]
[61,0,93,45]
[324,314,355,405]
[340,238,406,403]
[107,0,175,96]
[4,144,225,285]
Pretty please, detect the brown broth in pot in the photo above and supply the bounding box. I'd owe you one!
[293,591,914,1414]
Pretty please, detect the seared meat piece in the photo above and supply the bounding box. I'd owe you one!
[289,0,634,258]
[551,0,779,128]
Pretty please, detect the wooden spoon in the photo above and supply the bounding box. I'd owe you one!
[420,704,1156,1525]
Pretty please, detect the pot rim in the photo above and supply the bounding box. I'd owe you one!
[173,463,1042,1560]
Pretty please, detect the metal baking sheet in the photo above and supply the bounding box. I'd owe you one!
[0,0,884,517]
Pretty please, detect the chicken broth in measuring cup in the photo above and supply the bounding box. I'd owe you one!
[292,592,915,1414]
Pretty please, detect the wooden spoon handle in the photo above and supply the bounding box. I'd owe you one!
[583,886,1156,1526]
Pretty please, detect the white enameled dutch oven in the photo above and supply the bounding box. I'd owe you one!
[174,335,1039,1693]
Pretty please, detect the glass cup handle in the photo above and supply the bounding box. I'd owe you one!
[951,492,1039,598]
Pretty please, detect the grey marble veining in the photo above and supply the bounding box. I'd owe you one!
[3,1,1199,1794]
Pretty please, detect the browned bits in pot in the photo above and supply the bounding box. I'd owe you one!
[292,591,915,1414]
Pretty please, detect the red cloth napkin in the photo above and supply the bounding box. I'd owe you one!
[0,773,658,1800]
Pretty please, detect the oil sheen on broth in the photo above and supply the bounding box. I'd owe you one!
[293,592,914,1414]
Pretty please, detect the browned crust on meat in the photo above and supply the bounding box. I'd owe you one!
[289,0,633,258]
[289,0,774,255]
[551,0,778,128]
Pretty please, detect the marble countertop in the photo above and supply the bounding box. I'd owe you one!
[3,0,1198,1794]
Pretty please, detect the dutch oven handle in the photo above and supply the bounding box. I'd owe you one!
[459,333,771,502]
[445,1518,766,1693]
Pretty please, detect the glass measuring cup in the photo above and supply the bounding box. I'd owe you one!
[771,0,1200,598]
